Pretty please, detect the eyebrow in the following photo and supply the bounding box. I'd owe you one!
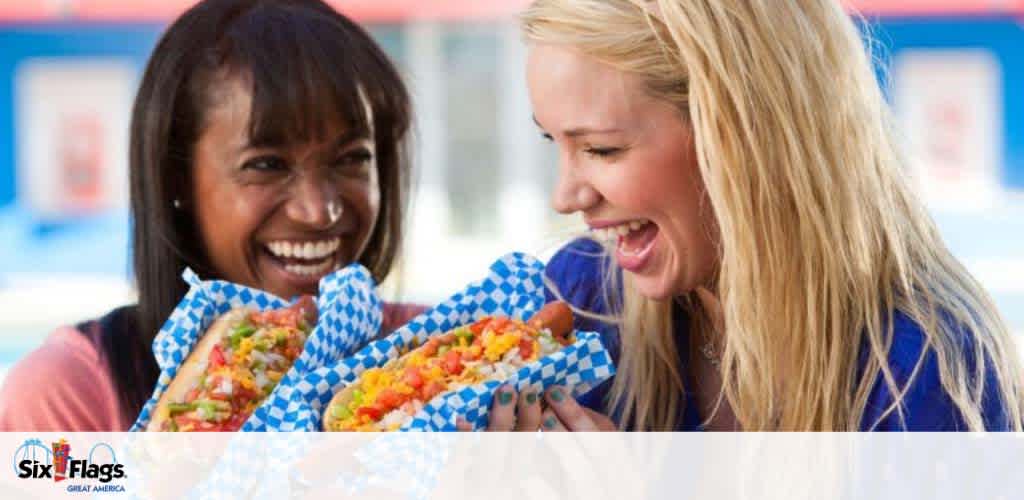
[532,115,622,137]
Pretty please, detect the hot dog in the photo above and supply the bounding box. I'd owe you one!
[147,296,317,432]
[323,301,575,431]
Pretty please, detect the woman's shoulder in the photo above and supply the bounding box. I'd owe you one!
[0,321,125,431]
[862,310,1010,431]
[545,238,614,314]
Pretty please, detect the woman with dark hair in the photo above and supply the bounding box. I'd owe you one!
[0,0,424,431]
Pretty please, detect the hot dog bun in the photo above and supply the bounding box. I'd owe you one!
[324,301,574,431]
[146,308,250,432]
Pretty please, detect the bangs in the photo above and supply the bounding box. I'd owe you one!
[176,0,410,282]
[217,2,390,146]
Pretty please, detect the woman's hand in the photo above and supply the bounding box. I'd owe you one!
[537,385,616,431]
[456,384,543,431]
[456,385,615,431]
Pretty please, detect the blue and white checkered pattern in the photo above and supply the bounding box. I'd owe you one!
[308,252,615,431]
[185,252,615,500]
[403,329,612,431]
[129,264,382,432]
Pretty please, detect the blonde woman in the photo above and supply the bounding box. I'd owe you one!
[465,0,1024,431]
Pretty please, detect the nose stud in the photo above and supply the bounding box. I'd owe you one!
[326,200,343,224]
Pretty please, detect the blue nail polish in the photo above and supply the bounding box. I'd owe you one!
[544,416,557,429]
[499,391,513,405]
[550,388,565,403]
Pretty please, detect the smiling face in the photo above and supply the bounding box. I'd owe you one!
[191,77,380,300]
[527,44,719,299]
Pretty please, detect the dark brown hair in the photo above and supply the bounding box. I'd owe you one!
[118,0,412,419]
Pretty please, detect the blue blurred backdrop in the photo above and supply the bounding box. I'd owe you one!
[0,1,1022,377]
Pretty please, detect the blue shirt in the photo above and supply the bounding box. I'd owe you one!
[543,239,1011,431]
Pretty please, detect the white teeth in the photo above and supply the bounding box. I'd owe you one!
[591,220,649,243]
[284,259,333,276]
[266,238,340,260]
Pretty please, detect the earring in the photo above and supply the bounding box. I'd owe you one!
[173,199,182,209]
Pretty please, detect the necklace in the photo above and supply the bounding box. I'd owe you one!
[698,333,721,366]
[675,294,723,366]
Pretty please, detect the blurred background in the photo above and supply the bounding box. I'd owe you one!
[0,0,1022,380]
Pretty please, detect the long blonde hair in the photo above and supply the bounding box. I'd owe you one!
[523,0,1024,431]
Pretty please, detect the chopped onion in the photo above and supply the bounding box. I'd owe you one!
[196,405,212,421]
[255,371,270,390]
[265,352,288,366]
[501,347,521,364]
[249,350,269,365]
[379,408,409,430]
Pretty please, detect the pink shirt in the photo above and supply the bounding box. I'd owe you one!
[0,325,128,431]
[0,302,426,431]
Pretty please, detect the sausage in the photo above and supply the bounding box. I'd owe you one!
[528,301,574,344]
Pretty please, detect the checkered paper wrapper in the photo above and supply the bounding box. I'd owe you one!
[129,263,382,432]
[188,253,613,500]
[272,252,616,432]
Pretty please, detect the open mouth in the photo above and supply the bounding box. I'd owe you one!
[262,237,342,279]
[591,219,659,272]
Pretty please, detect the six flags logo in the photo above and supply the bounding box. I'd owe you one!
[13,438,125,484]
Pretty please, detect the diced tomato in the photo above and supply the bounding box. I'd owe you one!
[223,412,250,431]
[356,405,385,421]
[376,389,406,411]
[442,349,463,375]
[403,368,424,389]
[421,381,446,401]
[291,295,318,327]
[284,345,301,360]
[173,415,199,431]
[249,309,283,326]
[210,345,226,369]
[249,295,317,329]
[185,388,200,403]
[421,338,440,357]
[518,338,534,359]
[489,317,511,332]
[234,386,260,405]
[469,319,489,335]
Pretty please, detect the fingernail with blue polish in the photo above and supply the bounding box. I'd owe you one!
[525,392,538,405]
[499,390,513,406]
[544,416,557,429]
[550,388,565,403]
